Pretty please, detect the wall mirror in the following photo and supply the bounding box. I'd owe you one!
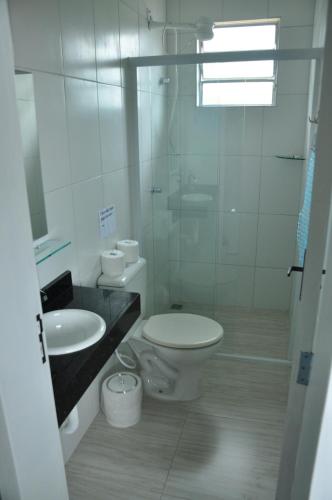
[14,70,48,241]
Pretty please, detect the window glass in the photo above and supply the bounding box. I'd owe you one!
[198,20,279,107]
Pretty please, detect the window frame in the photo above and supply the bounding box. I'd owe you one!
[197,18,280,108]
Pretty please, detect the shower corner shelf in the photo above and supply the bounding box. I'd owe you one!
[275,154,306,161]
[34,239,71,265]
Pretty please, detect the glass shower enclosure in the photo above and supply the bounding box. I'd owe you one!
[128,46,323,360]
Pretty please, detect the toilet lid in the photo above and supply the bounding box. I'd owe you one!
[142,314,224,349]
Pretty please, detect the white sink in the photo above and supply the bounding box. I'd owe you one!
[182,193,213,203]
[43,309,106,356]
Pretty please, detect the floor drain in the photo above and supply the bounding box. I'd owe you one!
[170,304,183,310]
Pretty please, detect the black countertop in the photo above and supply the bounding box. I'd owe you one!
[42,271,140,426]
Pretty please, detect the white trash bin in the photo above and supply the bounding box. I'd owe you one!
[102,372,142,428]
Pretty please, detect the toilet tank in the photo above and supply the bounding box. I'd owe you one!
[97,258,147,317]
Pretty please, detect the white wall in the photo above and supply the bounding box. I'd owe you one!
[8,0,165,461]
[9,0,165,289]
[163,0,316,312]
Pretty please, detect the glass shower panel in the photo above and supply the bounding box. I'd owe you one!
[137,57,314,328]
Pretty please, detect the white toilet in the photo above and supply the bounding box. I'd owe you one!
[98,258,224,401]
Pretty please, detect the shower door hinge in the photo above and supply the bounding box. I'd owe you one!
[297,351,313,386]
[36,314,47,364]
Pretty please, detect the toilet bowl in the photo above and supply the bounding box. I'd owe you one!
[128,313,223,401]
[97,258,224,401]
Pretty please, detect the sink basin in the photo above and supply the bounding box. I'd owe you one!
[182,193,213,203]
[43,309,106,356]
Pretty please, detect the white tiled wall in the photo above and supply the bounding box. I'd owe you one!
[9,0,166,290]
[9,0,165,459]
[164,0,315,311]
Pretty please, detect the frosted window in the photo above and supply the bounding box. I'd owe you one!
[198,20,279,107]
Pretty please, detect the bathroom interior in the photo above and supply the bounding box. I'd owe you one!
[2,0,330,498]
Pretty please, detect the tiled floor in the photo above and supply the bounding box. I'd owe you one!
[215,308,290,360]
[66,357,291,500]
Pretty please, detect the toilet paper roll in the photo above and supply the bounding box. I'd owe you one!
[117,240,139,264]
[101,249,125,278]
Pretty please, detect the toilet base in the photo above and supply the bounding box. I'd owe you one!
[127,321,222,402]
[141,365,203,401]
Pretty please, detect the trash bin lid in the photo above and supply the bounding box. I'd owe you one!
[106,372,138,393]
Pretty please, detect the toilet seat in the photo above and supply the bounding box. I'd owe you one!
[142,313,223,349]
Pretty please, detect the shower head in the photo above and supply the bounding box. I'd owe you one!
[147,11,215,41]
[194,17,215,41]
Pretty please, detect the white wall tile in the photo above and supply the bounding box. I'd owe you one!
[151,93,167,159]
[44,186,79,283]
[140,160,153,227]
[223,0,268,21]
[9,0,63,73]
[138,90,152,162]
[72,176,104,286]
[121,0,138,13]
[277,26,313,94]
[220,155,261,213]
[152,156,169,211]
[216,265,254,308]
[280,26,314,49]
[180,210,217,263]
[254,267,291,310]
[166,0,180,23]
[14,73,34,100]
[168,94,181,155]
[142,223,154,279]
[181,261,216,305]
[139,0,165,19]
[260,157,302,215]
[181,155,219,187]
[153,207,170,266]
[178,59,197,95]
[34,73,70,192]
[142,224,155,316]
[137,13,152,92]
[277,60,311,95]
[102,168,132,247]
[269,0,316,27]
[168,210,181,261]
[98,83,127,173]
[94,0,121,86]
[169,260,182,303]
[138,4,165,91]
[223,108,263,156]
[262,94,307,157]
[218,213,258,266]
[179,0,222,23]
[65,78,102,183]
[256,214,298,268]
[119,0,139,86]
[180,96,219,155]
[60,0,96,80]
